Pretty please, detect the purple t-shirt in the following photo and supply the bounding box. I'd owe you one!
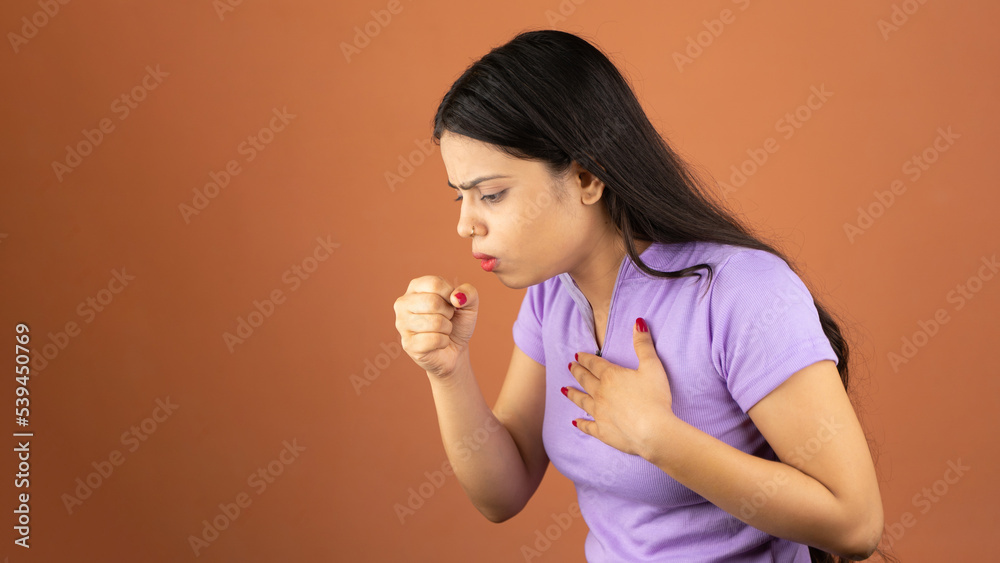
[512,241,838,562]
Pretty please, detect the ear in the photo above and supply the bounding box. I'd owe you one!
[575,163,606,205]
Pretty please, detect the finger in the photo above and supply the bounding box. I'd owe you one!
[561,385,594,415]
[571,417,595,436]
[398,292,456,319]
[405,275,455,299]
[449,283,479,312]
[568,360,600,394]
[400,313,453,336]
[404,331,451,354]
[574,352,603,380]
[405,276,476,316]
[632,317,658,366]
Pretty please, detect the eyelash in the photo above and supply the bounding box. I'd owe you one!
[453,190,507,203]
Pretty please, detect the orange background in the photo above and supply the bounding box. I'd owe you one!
[1,1,997,561]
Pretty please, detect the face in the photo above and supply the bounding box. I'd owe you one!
[439,130,610,289]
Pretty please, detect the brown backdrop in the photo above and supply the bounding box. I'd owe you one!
[1,0,996,561]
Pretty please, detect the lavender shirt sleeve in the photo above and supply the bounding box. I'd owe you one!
[512,282,546,366]
[709,249,839,413]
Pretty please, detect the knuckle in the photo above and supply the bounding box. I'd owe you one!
[416,293,434,310]
[430,275,448,292]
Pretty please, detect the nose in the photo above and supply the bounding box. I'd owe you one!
[458,219,480,239]
[457,205,483,239]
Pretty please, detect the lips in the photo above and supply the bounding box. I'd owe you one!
[472,252,498,272]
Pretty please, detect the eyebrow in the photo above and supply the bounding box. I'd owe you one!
[447,174,511,191]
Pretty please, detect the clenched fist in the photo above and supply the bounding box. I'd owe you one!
[393,275,479,379]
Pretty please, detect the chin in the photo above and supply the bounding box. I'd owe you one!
[495,271,544,291]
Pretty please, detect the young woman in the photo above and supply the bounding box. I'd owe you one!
[393,29,894,562]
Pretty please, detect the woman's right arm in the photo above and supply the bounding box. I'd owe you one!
[394,275,548,522]
[425,344,548,522]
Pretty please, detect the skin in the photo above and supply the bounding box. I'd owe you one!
[432,131,884,559]
[440,130,652,328]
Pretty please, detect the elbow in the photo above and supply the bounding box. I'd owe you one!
[474,491,529,523]
[836,504,884,560]
[478,504,520,524]
[484,511,515,524]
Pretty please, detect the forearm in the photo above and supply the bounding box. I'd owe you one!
[426,350,533,521]
[642,414,869,559]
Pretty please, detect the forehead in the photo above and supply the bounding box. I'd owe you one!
[439,131,510,163]
[440,131,545,180]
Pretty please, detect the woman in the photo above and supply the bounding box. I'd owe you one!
[393,29,894,562]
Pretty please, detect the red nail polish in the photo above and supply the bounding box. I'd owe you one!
[571,420,578,427]
[575,353,579,362]
[636,317,648,333]
[568,362,573,371]
[560,386,568,396]
[455,292,466,306]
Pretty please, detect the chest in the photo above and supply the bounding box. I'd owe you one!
[593,311,608,352]
[540,285,773,508]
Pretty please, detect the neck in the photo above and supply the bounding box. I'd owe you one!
[568,233,653,318]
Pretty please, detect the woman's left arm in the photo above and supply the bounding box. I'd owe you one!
[565,322,884,561]
[643,359,884,560]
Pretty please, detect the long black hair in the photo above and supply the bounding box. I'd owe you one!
[431,29,895,563]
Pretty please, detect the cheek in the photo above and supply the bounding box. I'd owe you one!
[505,193,574,246]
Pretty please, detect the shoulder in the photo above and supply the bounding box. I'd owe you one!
[702,244,799,290]
[639,240,782,273]
[639,241,795,293]
[697,244,818,324]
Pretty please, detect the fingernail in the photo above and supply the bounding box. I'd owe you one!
[636,317,648,333]
[455,292,466,306]
[560,386,568,396]
[574,353,579,362]
[568,362,573,371]
[571,420,578,427]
